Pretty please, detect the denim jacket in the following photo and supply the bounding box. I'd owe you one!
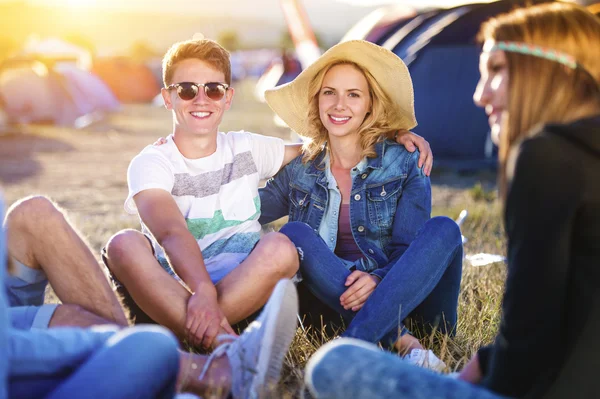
[259,139,432,280]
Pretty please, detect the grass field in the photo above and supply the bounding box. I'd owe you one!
[0,79,507,397]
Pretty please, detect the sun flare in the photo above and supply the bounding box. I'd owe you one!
[55,0,100,8]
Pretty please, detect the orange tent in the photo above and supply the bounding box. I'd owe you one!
[92,57,160,103]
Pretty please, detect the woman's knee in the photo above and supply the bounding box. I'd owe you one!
[306,338,381,397]
[425,216,463,247]
[279,221,315,242]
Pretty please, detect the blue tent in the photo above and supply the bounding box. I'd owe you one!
[376,0,553,169]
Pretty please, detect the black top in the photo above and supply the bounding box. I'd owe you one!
[477,115,600,398]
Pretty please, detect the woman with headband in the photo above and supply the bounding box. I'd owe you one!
[303,3,600,398]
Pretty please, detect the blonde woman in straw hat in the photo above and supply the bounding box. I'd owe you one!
[303,3,600,399]
[259,39,463,369]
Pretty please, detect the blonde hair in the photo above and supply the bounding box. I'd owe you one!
[302,61,400,163]
[478,2,600,196]
[162,39,231,87]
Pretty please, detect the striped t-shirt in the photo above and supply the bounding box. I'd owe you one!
[125,131,285,283]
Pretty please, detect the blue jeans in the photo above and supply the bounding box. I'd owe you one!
[306,338,510,399]
[279,216,462,345]
[8,326,180,399]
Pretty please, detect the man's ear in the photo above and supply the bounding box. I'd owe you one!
[161,88,173,110]
[224,87,235,111]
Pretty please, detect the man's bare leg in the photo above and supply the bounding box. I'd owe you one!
[4,196,128,326]
[48,304,121,328]
[104,230,298,338]
[215,232,299,321]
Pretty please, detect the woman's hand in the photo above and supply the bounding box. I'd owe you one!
[340,271,380,311]
[395,130,433,176]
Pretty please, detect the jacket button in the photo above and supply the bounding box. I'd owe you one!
[368,249,374,254]
[357,225,365,232]
[361,173,368,179]
[299,199,304,205]
[354,194,361,201]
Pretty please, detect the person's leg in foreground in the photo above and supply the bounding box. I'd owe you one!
[305,338,508,399]
[8,325,180,399]
[4,195,128,326]
[6,279,297,399]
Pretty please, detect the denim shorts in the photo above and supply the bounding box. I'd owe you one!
[5,258,58,329]
[101,233,242,290]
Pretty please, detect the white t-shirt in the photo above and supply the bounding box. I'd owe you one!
[125,131,285,283]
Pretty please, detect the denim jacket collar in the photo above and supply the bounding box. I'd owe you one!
[304,140,389,178]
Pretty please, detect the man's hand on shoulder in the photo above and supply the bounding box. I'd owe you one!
[153,137,168,146]
[395,130,433,176]
[186,284,236,349]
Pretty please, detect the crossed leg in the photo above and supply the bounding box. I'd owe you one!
[103,229,299,339]
[4,196,128,326]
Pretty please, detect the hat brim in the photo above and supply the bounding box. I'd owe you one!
[265,40,417,137]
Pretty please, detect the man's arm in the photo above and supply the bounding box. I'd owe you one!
[135,189,212,290]
[8,327,115,377]
[282,144,303,170]
[134,189,234,347]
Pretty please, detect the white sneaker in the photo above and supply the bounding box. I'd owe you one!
[403,349,447,372]
[198,279,299,399]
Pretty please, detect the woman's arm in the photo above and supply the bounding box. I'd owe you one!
[482,136,581,397]
[371,150,432,280]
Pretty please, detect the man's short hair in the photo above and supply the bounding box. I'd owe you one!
[162,39,231,87]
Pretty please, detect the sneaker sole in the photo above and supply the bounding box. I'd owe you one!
[253,279,298,396]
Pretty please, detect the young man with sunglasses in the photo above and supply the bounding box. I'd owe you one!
[102,38,305,351]
[103,38,434,350]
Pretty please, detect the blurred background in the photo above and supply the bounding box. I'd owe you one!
[0,2,598,379]
[0,0,597,168]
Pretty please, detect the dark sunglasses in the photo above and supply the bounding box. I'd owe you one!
[166,82,230,101]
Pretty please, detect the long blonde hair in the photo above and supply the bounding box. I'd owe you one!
[478,2,600,196]
[302,61,400,163]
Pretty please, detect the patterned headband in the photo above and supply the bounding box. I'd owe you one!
[487,41,578,69]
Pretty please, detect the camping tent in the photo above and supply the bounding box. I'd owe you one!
[349,0,550,169]
[0,60,119,126]
[92,57,161,103]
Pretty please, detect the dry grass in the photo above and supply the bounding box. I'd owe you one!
[0,79,507,397]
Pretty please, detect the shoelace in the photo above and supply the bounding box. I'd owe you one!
[198,334,238,382]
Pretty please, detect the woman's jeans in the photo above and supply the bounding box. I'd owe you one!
[305,338,509,399]
[8,326,180,399]
[279,216,463,345]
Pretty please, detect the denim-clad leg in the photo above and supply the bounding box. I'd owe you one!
[46,326,179,399]
[279,222,356,321]
[279,216,463,345]
[306,338,509,399]
[9,326,180,399]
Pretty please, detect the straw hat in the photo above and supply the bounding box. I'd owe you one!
[264,40,417,137]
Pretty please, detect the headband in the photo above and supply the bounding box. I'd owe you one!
[487,40,600,97]
[488,41,578,69]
